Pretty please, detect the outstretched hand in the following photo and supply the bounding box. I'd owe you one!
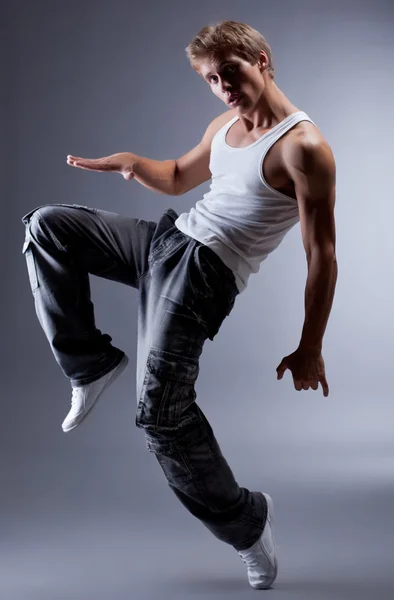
[276,348,329,397]
[67,152,135,180]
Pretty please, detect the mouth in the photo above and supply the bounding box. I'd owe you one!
[228,92,242,107]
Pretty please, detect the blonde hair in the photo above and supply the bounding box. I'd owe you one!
[185,20,275,79]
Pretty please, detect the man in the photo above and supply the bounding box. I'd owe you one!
[22,20,337,590]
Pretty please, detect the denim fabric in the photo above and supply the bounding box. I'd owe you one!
[21,203,267,550]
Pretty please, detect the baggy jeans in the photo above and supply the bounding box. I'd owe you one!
[21,203,267,551]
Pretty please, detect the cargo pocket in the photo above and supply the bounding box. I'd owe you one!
[144,401,222,486]
[135,347,199,433]
[22,238,39,292]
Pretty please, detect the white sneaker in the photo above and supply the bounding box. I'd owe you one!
[237,493,278,589]
[62,355,129,432]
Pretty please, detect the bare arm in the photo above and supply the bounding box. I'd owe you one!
[128,146,211,196]
[130,110,234,195]
[67,110,234,196]
[275,134,336,397]
[285,133,337,353]
[67,150,200,197]
[129,156,179,195]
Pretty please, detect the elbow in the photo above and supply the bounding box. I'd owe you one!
[306,245,336,265]
[173,162,183,196]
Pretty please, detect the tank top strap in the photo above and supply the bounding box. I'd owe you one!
[213,115,239,143]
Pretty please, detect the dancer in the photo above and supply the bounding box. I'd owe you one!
[21,21,337,589]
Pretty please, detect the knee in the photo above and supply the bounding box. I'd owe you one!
[25,207,48,240]
[25,204,66,249]
[34,204,64,226]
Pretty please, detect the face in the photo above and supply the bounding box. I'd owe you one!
[196,52,267,111]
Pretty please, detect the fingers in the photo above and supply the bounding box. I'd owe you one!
[294,379,324,393]
[319,375,329,397]
[67,155,83,166]
[276,359,287,380]
[67,155,91,169]
[66,155,110,171]
[278,370,329,395]
[277,351,329,396]
[300,380,319,391]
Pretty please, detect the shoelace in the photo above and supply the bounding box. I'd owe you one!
[71,387,80,407]
[242,556,260,569]
[240,550,260,569]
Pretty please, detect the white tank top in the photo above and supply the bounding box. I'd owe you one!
[175,110,316,292]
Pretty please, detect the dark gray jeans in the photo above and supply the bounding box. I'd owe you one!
[21,203,267,551]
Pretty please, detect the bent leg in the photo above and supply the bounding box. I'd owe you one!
[21,203,156,385]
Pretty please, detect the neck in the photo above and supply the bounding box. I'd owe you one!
[238,79,300,131]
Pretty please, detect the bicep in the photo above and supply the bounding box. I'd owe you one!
[174,142,211,195]
[288,138,337,256]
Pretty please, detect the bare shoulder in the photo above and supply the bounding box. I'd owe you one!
[200,109,237,148]
[282,121,336,175]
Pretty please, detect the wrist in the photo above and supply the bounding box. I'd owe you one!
[297,342,322,355]
[128,152,138,171]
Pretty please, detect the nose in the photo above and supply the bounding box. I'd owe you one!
[219,78,232,95]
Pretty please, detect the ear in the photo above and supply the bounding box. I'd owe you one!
[258,51,268,71]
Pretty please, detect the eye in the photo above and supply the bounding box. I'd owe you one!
[223,65,238,77]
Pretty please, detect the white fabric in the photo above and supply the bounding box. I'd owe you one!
[175,111,316,292]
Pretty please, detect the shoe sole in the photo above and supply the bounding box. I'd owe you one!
[62,354,129,432]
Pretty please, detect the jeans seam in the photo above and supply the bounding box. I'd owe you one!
[137,267,151,284]
[36,212,66,251]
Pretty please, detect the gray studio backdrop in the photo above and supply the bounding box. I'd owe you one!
[3,1,394,599]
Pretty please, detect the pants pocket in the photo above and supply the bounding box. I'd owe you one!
[135,347,199,433]
[22,238,39,292]
[144,404,222,486]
